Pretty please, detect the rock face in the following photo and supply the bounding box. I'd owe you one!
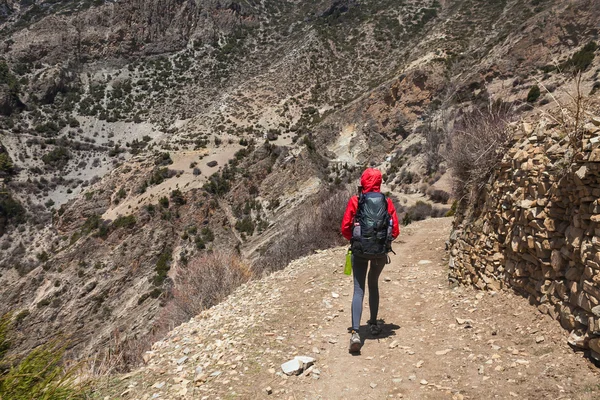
[28,66,77,104]
[449,118,600,359]
[4,0,256,64]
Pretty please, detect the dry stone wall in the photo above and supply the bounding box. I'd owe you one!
[449,116,600,359]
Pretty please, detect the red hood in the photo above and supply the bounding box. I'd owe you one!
[360,168,382,193]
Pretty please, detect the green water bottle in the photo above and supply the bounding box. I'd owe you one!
[344,249,352,276]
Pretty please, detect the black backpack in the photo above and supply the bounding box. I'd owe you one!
[351,192,392,258]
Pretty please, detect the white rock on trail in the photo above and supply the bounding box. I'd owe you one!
[281,356,315,375]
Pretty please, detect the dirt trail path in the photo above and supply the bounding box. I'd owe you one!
[103,218,600,400]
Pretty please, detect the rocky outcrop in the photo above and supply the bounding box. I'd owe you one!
[4,0,257,64]
[28,66,77,104]
[449,116,600,359]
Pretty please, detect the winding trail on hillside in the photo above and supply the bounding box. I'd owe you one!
[102,218,600,400]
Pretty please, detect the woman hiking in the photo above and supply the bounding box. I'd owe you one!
[340,168,400,353]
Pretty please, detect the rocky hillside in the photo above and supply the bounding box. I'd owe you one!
[0,0,599,362]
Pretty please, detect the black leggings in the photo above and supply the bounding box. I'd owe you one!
[351,255,385,331]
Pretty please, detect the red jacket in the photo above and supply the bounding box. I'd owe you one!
[341,168,400,241]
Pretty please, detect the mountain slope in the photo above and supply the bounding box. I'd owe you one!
[0,0,599,362]
[98,218,600,399]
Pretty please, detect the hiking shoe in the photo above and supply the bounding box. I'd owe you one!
[349,331,361,353]
[368,320,382,336]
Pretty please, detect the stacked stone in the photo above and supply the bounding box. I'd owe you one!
[449,116,600,358]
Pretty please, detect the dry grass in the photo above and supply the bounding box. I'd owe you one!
[258,187,350,273]
[422,123,445,174]
[162,252,252,324]
[447,102,515,203]
[537,73,592,153]
[98,251,251,370]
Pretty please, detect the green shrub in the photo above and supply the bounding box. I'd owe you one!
[14,310,30,324]
[235,216,255,236]
[37,298,51,308]
[0,62,20,95]
[155,152,173,166]
[0,152,14,174]
[94,223,109,239]
[562,41,597,73]
[445,200,458,217]
[112,215,136,229]
[81,214,100,234]
[42,147,71,169]
[116,187,126,200]
[201,227,214,242]
[69,232,81,245]
[0,193,26,226]
[170,189,186,205]
[36,251,49,262]
[153,248,172,286]
[138,288,162,304]
[0,313,85,399]
[35,121,61,135]
[203,168,233,196]
[526,85,540,103]
[67,117,80,128]
[158,196,169,208]
[302,135,316,151]
[148,167,173,186]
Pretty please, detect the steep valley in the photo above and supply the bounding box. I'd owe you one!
[0,0,599,377]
